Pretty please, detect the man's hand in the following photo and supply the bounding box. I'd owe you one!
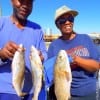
[0,41,19,60]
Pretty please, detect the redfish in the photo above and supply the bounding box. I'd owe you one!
[54,50,72,100]
[30,45,43,100]
[12,44,26,97]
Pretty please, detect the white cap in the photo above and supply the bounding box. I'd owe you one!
[55,5,78,22]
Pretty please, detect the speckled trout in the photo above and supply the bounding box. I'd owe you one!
[30,45,43,100]
[12,44,26,97]
[54,50,72,100]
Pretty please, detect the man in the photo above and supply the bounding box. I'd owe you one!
[48,5,100,100]
[0,0,47,100]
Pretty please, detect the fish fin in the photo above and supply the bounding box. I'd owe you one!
[65,72,71,81]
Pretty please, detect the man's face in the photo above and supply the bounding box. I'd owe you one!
[11,0,33,20]
[57,13,74,35]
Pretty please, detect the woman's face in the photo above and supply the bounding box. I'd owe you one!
[57,13,74,35]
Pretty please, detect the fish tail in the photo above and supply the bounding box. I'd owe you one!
[18,92,27,97]
[13,84,27,97]
[32,95,38,100]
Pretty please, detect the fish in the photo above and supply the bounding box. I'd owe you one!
[54,50,72,100]
[12,44,27,97]
[30,45,43,100]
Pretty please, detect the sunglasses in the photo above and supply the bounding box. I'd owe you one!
[57,16,74,25]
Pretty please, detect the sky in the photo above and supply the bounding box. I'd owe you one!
[0,0,100,34]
